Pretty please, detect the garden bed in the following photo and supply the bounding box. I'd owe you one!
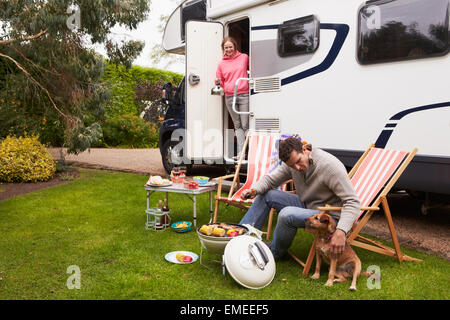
[0,168,79,202]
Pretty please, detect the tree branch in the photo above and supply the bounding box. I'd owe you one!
[0,52,74,124]
[12,46,61,76]
[0,29,48,46]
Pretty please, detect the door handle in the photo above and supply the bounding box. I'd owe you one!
[188,73,200,86]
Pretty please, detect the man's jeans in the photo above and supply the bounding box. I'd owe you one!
[239,190,320,259]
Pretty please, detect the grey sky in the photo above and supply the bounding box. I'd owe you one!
[93,0,185,74]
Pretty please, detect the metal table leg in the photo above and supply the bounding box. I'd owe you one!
[146,190,155,210]
[193,194,197,228]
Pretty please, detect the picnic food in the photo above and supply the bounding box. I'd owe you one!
[199,224,214,236]
[149,175,170,185]
[175,222,189,228]
[212,227,226,237]
[176,253,193,263]
[199,223,245,238]
[227,230,239,237]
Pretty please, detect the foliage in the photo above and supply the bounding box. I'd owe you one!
[102,62,182,120]
[106,40,145,69]
[0,0,150,154]
[103,63,138,118]
[0,135,56,182]
[100,114,159,148]
[65,122,103,155]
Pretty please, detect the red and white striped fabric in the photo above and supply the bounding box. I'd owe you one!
[351,148,407,218]
[218,133,280,204]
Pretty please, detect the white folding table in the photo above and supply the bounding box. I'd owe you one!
[144,183,216,228]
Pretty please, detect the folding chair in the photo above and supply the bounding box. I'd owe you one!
[288,144,422,275]
[212,132,281,236]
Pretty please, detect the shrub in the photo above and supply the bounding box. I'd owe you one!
[0,135,56,183]
[102,62,183,119]
[100,114,159,148]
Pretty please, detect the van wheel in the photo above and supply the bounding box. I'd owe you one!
[161,139,190,174]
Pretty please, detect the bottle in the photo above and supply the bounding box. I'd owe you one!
[162,198,169,227]
[162,198,169,212]
[156,200,163,228]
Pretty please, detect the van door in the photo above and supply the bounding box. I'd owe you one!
[185,20,224,162]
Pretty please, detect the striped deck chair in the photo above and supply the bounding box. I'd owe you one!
[212,132,281,226]
[289,144,421,275]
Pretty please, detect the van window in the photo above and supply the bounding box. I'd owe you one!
[181,0,207,42]
[278,15,320,57]
[357,0,449,64]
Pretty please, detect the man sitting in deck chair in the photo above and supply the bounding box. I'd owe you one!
[239,136,361,259]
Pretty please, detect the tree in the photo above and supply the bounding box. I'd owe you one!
[0,0,150,153]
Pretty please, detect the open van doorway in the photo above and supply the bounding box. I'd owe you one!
[223,17,250,161]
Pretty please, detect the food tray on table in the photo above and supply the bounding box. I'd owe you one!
[145,175,172,187]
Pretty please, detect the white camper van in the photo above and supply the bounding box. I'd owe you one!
[160,0,450,199]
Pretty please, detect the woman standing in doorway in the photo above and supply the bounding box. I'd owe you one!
[216,36,249,159]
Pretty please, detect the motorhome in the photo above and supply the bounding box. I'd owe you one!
[159,0,450,203]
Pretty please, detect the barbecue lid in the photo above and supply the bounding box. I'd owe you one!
[223,235,276,290]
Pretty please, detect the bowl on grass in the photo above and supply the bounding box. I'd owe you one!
[171,221,192,233]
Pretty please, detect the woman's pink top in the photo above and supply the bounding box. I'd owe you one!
[216,51,249,97]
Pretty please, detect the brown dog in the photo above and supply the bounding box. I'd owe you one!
[305,212,364,291]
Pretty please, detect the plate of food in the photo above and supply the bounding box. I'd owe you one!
[165,251,198,264]
[145,175,172,187]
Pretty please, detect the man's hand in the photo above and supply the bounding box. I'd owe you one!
[330,229,346,257]
[240,189,256,200]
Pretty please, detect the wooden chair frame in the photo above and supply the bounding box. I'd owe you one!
[212,133,283,231]
[287,144,422,275]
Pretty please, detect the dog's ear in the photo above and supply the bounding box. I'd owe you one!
[319,213,328,224]
[319,214,337,234]
[327,216,337,234]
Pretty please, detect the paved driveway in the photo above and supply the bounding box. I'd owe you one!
[48,148,167,176]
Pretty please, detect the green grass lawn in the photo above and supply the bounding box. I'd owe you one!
[0,168,448,300]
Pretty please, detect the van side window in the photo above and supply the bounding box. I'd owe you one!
[278,15,320,57]
[357,0,449,64]
[181,0,207,42]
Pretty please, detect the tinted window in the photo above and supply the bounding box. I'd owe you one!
[181,0,207,42]
[358,0,450,64]
[278,15,320,57]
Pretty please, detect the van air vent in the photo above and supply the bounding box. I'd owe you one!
[253,77,281,93]
[254,118,280,132]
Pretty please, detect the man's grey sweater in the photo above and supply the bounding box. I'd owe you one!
[254,148,361,233]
